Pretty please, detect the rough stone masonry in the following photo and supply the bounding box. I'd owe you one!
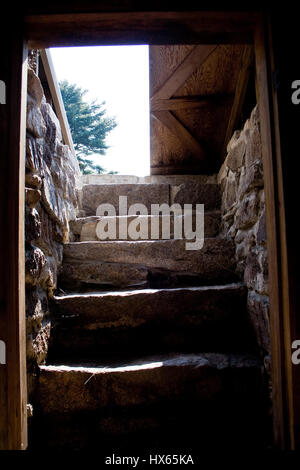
[25,67,81,400]
[218,105,270,380]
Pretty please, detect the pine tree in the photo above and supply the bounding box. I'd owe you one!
[60,80,117,174]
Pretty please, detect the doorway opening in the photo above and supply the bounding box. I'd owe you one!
[44,45,150,177]
[2,10,292,452]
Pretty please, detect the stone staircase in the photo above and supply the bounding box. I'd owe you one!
[30,177,269,450]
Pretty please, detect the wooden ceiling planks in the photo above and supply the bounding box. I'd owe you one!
[150,44,246,175]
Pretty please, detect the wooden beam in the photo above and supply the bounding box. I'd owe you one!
[270,9,300,448]
[150,163,209,175]
[24,11,257,48]
[151,94,234,112]
[151,45,217,101]
[152,110,205,159]
[0,35,28,450]
[255,15,293,449]
[40,49,75,155]
[223,45,254,155]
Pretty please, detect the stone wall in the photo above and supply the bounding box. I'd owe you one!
[25,67,81,399]
[218,105,270,367]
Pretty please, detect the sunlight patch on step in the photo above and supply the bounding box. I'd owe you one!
[53,283,245,299]
[40,361,164,374]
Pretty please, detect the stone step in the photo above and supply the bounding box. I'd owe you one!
[49,284,255,359]
[81,174,218,185]
[37,353,263,416]
[32,352,268,449]
[70,211,221,242]
[31,399,269,450]
[60,238,238,289]
[82,183,169,216]
[81,182,221,216]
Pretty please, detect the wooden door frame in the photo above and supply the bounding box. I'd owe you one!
[254,14,294,448]
[0,31,28,450]
[0,7,294,449]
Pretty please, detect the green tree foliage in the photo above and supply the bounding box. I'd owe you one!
[60,80,117,174]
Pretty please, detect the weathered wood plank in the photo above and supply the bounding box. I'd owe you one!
[0,36,28,450]
[255,15,293,449]
[150,44,244,174]
[40,49,75,154]
[270,10,300,448]
[151,94,233,112]
[151,45,217,101]
[25,11,257,48]
[0,27,9,451]
[152,110,205,159]
[223,45,254,155]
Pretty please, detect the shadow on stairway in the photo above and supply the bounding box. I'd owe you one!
[28,175,272,452]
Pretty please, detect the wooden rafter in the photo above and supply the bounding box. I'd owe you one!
[151,94,234,112]
[150,45,217,160]
[222,45,254,156]
[40,49,76,155]
[152,110,205,159]
[151,45,217,101]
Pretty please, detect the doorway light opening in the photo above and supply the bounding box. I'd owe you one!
[50,45,150,176]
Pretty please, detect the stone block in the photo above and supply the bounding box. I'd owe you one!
[27,95,46,138]
[60,261,149,289]
[245,127,262,167]
[235,229,256,261]
[25,172,42,189]
[226,136,246,171]
[26,188,41,208]
[26,286,49,324]
[238,161,263,198]
[27,67,44,106]
[247,291,270,356]
[25,246,46,286]
[38,352,262,414]
[50,284,251,356]
[26,135,44,173]
[217,161,228,184]
[257,210,267,245]
[226,130,241,153]
[171,183,221,210]
[82,184,170,216]
[25,206,41,242]
[223,171,238,210]
[27,320,51,364]
[249,105,260,129]
[244,251,261,289]
[41,102,60,152]
[235,191,260,230]
[63,238,237,284]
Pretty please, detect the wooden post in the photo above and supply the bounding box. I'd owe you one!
[268,10,300,449]
[0,5,296,450]
[0,31,28,450]
[254,13,294,449]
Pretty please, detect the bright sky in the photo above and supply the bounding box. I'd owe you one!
[50,46,150,176]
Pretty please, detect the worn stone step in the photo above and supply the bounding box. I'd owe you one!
[70,211,221,242]
[81,174,218,185]
[49,284,255,359]
[31,397,269,450]
[61,238,238,289]
[37,353,263,416]
[81,182,221,216]
[82,183,170,216]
